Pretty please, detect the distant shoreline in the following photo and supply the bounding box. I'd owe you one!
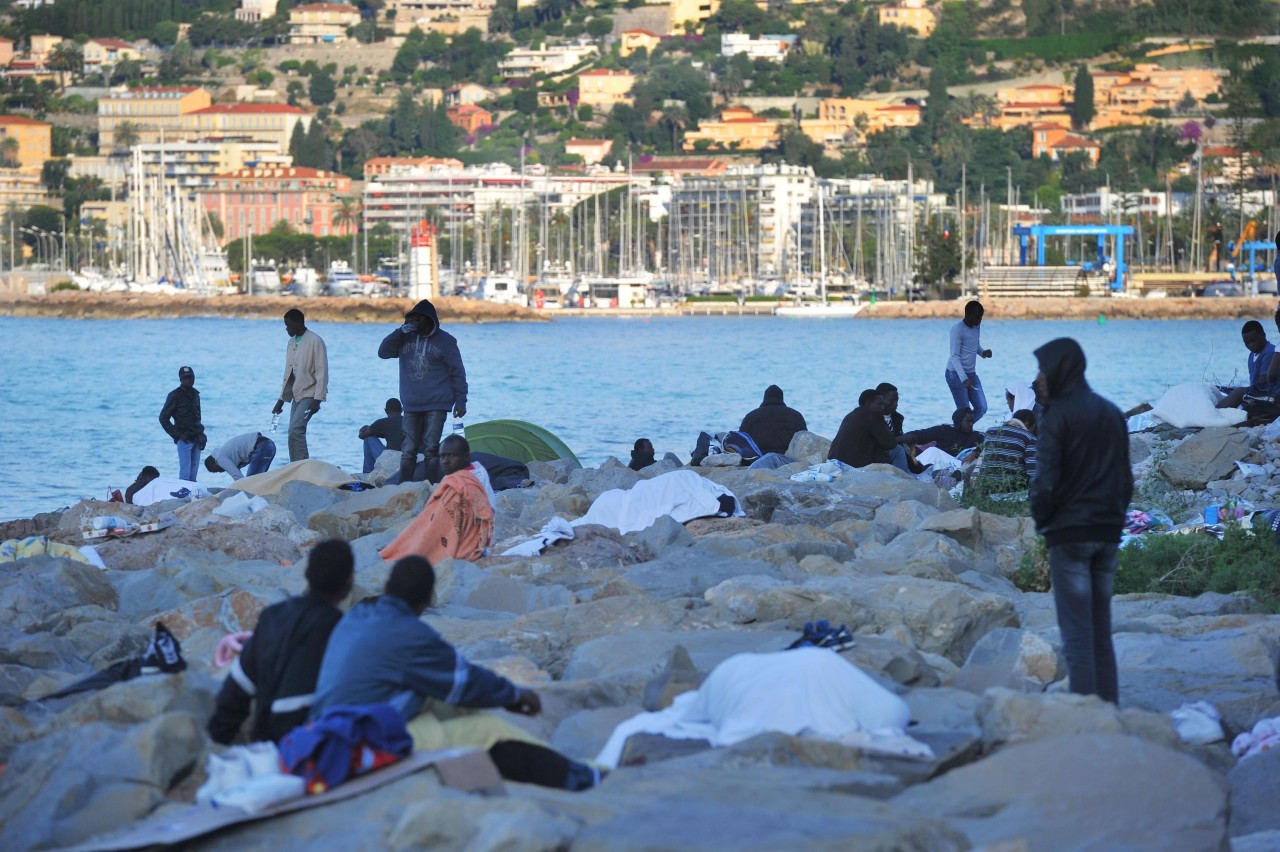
[0,291,1275,322]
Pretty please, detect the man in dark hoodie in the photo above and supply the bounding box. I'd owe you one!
[378,300,468,484]
[739,385,807,455]
[828,388,910,471]
[1030,338,1132,704]
[159,365,205,481]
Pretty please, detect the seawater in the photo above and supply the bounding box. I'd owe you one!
[0,314,1253,521]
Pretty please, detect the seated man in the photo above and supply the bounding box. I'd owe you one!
[876,383,903,437]
[629,438,655,471]
[204,431,277,480]
[311,555,600,790]
[971,409,1038,494]
[828,388,910,472]
[900,409,982,458]
[359,398,404,474]
[380,435,495,565]
[208,539,354,744]
[739,385,808,455]
[1217,321,1280,417]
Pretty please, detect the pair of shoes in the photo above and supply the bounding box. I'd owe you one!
[787,620,856,652]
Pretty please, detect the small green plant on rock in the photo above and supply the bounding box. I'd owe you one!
[1115,521,1280,611]
[1014,535,1051,592]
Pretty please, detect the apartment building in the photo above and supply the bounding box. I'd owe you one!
[0,37,15,67]
[720,33,796,62]
[97,86,213,149]
[667,0,721,34]
[0,115,51,171]
[799,98,922,146]
[682,107,783,152]
[619,29,662,58]
[1031,123,1101,164]
[83,39,142,74]
[877,0,936,36]
[445,104,492,135]
[576,69,635,110]
[498,42,598,78]
[565,137,613,165]
[184,103,310,150]
[388,0,493,36]
[364,156,464,179]
[288,3,361,45]
[203,166,354,242]
[236,0,280,22]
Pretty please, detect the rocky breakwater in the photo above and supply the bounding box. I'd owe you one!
[0,430,1278,850]
[0,291,545,324]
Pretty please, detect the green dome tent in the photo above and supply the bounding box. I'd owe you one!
[465,420,582,468]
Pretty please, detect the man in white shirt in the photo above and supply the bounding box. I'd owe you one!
[272,308,329,462]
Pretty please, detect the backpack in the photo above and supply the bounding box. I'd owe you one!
[690,431,723,467]
[721,431,763,465]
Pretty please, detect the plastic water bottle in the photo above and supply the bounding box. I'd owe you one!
[452,415,465,437]
[270,412,281,433]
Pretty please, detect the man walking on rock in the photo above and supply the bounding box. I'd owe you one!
[159,365,205,481]
[273,308,328,462]
[1031,337,1132,704]
[945,300,992,423]
[378,299,467,483]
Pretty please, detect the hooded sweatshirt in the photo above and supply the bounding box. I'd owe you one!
[377,299,468,413]
[1029,338,1132,546]
[739,385,808,455]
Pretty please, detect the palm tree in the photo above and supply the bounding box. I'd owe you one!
[0,136,20,168]
[47,41,83,94]
[333,196,361,266]
[113,121,141,153]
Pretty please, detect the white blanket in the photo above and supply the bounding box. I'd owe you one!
[130,478,210,506]
[1147,382,1244,429]
[573,469,743,535]
[915,446,961,471]
[595,648,932,769]
[501,516,576,557]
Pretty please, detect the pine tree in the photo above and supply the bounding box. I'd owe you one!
[308,70,336,107]
[1071,65,1095,130]
[288,121,307,165]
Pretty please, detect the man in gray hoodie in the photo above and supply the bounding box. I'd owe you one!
[378,299,468,483]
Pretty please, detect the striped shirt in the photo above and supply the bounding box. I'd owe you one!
[975,419,1037,491]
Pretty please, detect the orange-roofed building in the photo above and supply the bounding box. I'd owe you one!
[619,29,662,57]
[203,166,353,242]
[1031,123,1100,164]
[446,104,493,135]
[83,38,142,74]
[682,107,782,152]
[184,103,310,150]
[98,86,213,149]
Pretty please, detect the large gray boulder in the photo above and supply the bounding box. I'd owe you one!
[0,712,205,851]
[567,465,644,503]
[786,430,831,465]
[306,481,425,539]
[620,550,781,601]
[0,557,118,631]
[953,627,1061,694]
[894,732,1229,851]
[976,687,1179,752]
[705,574,1019,663]
[1229,747,1280,837]
[390,796,581,851]
[1158,427,1254,489]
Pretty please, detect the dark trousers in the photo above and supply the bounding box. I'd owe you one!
[1049,540,1120,703]
[400,409,447,483]
[487,741,597,791]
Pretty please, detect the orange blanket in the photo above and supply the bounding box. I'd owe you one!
[381,468,495,565]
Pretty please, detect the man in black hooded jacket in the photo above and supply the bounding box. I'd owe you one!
[1030,338,1132,704]
[739,385,807,455]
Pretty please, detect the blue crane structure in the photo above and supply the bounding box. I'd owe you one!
[1011,223,1136,291]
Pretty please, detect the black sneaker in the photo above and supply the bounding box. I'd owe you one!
[141,622,187,674]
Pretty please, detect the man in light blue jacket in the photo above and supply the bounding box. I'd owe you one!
[945,300,993,423]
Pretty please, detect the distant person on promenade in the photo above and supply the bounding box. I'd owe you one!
[208,539,354,744]
[359,398,404,473]
[159,365,205,482]
[204,431,277,481]
[900,409,981,459]
[273,308,328,463]
[876,382,903,437]
[1216,320,1280,418]
[829,389,910,472]
[1031,338,1132,704]
[311,554,601,790]
[629,438,656,471]
[971,409,1038,495]
[945,300,992,423]
[739,384,808,455]
[380,435,493,565]
[378,299,467,484]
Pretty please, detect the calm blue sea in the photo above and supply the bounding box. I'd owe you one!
[0,314,1255,521]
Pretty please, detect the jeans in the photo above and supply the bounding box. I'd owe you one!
[363,436,389,473]
[246,438,276,476]
[401,409,448,483]
[945,369,988,422]
[748,452,794,470]
[1049,541,1120,703]
[176,439,199,482]
[288,397,316,462]
[887,444,911,473]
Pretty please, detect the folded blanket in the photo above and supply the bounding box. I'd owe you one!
[228,460,357,496]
